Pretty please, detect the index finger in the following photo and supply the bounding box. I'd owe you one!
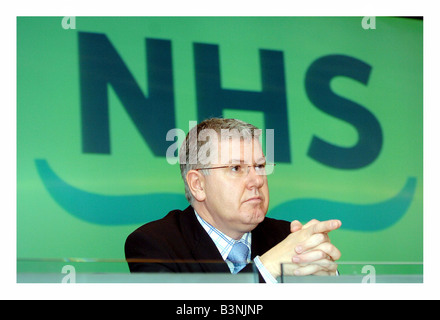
[310,220,341,235]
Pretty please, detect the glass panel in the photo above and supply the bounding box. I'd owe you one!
[279,262,423,283]
[17,259,423,283]
[16,258,258,283]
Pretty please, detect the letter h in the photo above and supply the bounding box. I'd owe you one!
[194,43,291,162]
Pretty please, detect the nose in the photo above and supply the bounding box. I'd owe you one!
[246,166,265,189]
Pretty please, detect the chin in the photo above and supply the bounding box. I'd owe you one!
[243,207,267,225]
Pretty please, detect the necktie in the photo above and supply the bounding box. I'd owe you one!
[227,242,249,274]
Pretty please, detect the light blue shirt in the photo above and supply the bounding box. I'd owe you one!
[194,211,277,283]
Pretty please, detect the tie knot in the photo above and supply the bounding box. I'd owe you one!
[227,242,249,265]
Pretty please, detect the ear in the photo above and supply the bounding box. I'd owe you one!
[186,170,206,202]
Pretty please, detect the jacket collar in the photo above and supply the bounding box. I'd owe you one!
[178,205,268,272]
[178,206,230,272]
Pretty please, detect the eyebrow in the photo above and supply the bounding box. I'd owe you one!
[229,157,266,164]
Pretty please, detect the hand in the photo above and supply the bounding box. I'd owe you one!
[290,219,341,276]
[259,219,341,278]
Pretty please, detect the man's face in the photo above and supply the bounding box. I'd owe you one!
[200,136,270,239]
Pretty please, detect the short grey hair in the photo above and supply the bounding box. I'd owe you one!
[179,118,261,204]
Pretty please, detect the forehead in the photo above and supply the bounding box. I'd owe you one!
[216,136,265,164]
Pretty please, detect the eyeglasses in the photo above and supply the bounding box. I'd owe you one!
[195,163,276,178]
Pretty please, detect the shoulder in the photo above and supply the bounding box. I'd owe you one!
[258,216,290,234]
[124,206,197,272]
[251,216,290,253]
[129,209,181,235]
[125,206,192,246]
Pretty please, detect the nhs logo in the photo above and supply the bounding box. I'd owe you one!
[35,31,417,230]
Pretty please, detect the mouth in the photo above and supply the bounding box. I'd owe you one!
[243,196,263,204]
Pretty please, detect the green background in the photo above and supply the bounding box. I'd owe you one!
[17,17,423,274]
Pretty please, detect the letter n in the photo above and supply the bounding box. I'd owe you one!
[78,32,176,156]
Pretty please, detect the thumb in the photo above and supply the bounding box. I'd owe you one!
[290,220,303,233]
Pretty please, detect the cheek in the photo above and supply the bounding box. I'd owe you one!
[207,180,242,207]
[261,184,270,204]
[223,184,244,206]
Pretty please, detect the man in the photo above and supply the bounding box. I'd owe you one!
[125,118,341,282]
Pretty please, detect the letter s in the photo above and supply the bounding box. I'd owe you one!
[305,54,383,169]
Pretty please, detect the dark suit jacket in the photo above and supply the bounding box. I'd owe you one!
[125,205,290,279]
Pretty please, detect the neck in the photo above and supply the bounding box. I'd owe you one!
[192,204,245,240]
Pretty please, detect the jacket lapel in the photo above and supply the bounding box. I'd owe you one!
[179,206,230,273]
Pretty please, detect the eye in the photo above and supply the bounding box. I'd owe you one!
[255,164,266,171]
[230,165,242,173]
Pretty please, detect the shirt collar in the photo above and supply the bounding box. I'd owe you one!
[194,210,251,261]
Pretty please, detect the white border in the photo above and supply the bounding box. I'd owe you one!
[4,0,438,300]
